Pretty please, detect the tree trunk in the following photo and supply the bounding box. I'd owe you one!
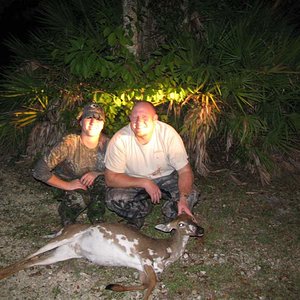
[123,0,139,57]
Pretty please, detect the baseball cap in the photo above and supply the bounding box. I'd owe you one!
[78,103,105,121]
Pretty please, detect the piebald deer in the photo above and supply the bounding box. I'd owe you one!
[0,213,204,299]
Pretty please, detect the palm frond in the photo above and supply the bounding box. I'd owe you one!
[37,0,78,34]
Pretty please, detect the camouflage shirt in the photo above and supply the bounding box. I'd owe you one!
[33,134,109,183]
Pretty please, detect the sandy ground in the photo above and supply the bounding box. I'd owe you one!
[0,159,198,300]
[0,157,299,300]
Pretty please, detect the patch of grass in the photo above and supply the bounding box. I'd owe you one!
[175,172,300,299]
[162,266,195,297]
[14,222,49,241]
[52,286,62,298]
[199,263,242,297]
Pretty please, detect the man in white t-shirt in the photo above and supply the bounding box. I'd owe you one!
[104,101,199,229]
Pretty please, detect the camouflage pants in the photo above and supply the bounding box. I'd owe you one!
[57,176,106,226]
[105,171,199,223]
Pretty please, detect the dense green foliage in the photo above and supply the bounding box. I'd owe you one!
[0,0,299,183]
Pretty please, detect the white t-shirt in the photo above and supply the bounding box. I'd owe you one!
[105,121,189,179]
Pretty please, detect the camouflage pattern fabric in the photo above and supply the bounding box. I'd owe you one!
[105,171,199,227]
[33,134,109,183]
[57,176,106,226]
[33,134,109,226]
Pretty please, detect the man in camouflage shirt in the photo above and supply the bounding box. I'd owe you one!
[33,103,109,226]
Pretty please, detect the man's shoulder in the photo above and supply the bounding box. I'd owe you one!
[51,134,80,153]
[111,124,131,139]
[156,121,179,135]
[60,133,80,144]
[156,120,174,129]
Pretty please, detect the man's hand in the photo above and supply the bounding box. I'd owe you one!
[105,169,161,203]
[177,196,193,217]
[47,174,87,191]
[143,180,162,204]
[80,171,100,187]
[66,179,88,191]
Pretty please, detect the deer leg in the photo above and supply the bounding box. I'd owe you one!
[105,265,157,299]
[105,276,147,293]
[0,245,81,280]
[105,270,148,293]
[142,265,157,300]
[0,250,56,280]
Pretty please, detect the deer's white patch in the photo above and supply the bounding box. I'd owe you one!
[116,235,139,256]
[148,249,155,255]
[153,257,164,273]
[188,224,195,232]
[73,227,143,271]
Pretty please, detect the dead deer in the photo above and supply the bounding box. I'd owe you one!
[0,213,204,299]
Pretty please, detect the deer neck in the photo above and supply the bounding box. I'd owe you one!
[167,234,190,262]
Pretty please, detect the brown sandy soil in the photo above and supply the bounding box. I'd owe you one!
[0,157,299,300]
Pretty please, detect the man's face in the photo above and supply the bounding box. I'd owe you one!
[81,117,104,137]
[129,103,158,139]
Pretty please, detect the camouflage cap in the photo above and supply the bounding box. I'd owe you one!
[78,103,105,121]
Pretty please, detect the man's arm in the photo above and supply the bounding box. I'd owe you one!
[46,174,88,191]
[177,163,194,216]
[105,169,162,203]
[33,156,93,192]
[105,169,146,188]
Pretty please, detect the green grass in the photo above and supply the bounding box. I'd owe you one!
[52,286,62,298]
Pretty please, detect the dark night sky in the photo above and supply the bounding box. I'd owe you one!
[0,0,41,67]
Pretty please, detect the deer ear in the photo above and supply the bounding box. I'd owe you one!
[155,224,172,233]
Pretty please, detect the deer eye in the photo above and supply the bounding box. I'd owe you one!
[179,222,185,228]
